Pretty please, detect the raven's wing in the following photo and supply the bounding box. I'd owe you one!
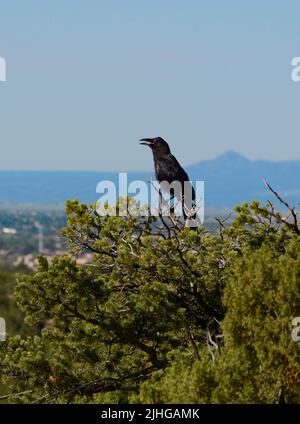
[155,154,195,200]
[155,154,188,182]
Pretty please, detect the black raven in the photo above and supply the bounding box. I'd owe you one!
[139,137,196,221]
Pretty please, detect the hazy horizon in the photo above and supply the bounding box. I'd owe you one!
[0,149,299,173]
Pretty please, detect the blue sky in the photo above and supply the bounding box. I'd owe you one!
[0,0,300,170]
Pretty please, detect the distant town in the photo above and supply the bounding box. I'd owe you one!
[0,208,92,269]
[0,208,66,269]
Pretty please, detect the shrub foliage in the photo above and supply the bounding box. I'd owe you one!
[0,197,299,403]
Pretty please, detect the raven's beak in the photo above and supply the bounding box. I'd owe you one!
[139,138,154,146]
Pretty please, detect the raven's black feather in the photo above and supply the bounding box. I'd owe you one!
[140,137,196,220]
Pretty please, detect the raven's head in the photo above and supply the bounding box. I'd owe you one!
[139,137,171,156]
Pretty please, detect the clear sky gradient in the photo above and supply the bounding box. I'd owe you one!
[0,0,300,170]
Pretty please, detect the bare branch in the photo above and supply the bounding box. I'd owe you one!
[264,180,300,234]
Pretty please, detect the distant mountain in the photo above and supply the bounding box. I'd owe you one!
[0,151,299,209]
[187,151,300,208]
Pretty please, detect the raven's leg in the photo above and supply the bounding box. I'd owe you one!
[170,188,175,216]
[158,187,162,215]
[182,184,196,220]
[181,197,187,220]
